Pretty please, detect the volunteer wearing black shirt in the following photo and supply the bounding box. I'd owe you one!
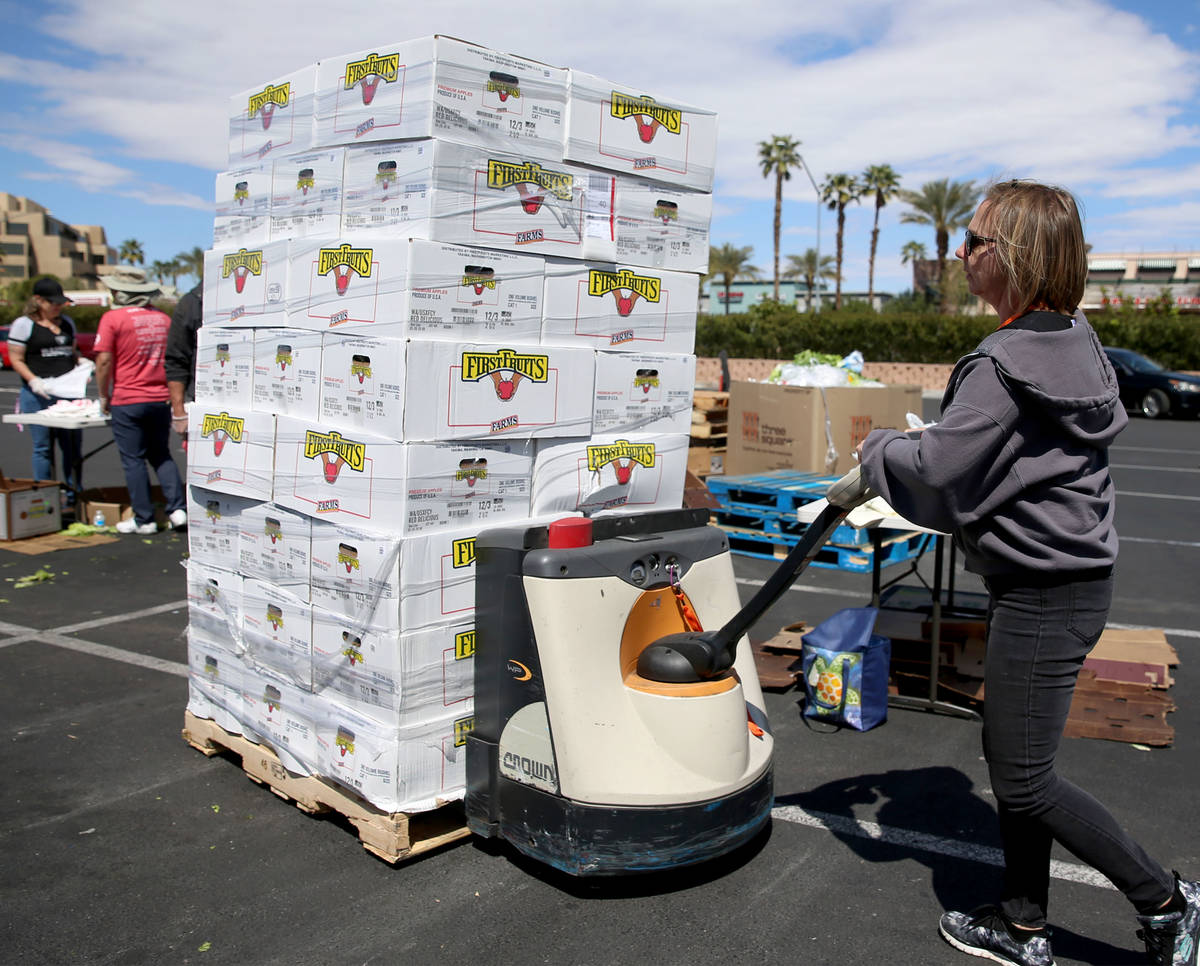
[6,278,83,500]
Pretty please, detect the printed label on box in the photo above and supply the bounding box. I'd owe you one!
[214,163,272,247]
[228,64,316,164]
[531,433,689,517]
[195,326,255,408]
[251,327,323,419]
[592,351,696,434]
[318,333,406,436]
[270,148,345,240]
[203,240,289,329]
[185,404,275,502]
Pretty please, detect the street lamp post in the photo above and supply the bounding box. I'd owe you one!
[798,153,821,312]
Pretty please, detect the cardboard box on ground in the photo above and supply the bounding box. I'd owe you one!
[726,381,923,477]
[0,477,62,540]
[80,486,168,529]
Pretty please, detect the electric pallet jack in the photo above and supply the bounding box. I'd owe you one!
[465,465,874,875]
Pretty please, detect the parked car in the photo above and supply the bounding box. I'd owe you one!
[0,326,9,369]
[1103,347,1200,419]
[75,331,98,361]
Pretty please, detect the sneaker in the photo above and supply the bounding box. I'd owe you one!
[939,906,1055,966]
[168,508,188,530]
[115,518,158,535]
[1137,873,1200,965]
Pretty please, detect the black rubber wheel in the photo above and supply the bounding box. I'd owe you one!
[1140,388,1170,419]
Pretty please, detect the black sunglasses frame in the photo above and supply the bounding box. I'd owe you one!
[964,228,996,257]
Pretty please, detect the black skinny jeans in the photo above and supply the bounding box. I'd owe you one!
[982,574,1174,927]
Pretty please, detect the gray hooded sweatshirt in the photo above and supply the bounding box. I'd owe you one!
[859,313,1127,578]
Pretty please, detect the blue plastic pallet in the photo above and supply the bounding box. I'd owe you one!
[706,470,840,516]
[719,524,928,572]
[710,506,875,549]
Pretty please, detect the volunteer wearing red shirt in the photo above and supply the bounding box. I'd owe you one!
[94,269,187,535]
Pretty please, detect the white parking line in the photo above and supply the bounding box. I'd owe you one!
[771,805,1118,891]
[1111,464,1200,473]
[1119,490,1200,502]
[736,577,865,599]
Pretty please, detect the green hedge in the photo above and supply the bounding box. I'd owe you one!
[696,302,1200,370]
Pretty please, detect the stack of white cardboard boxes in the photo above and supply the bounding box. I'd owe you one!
[186,35,717,814]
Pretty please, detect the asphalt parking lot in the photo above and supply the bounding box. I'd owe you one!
[1,369,1197,966]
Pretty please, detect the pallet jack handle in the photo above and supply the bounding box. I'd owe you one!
[637,465,876,683]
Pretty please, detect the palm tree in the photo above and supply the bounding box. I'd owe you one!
[149,259,173,285]
[783,249,837,312]
[757,135,802,302]
[119,238,145,266]
[898,178,979,311]
[175,246,206,286]
[707,243,759,315]
[900,240,928,265]
[861,164,901,310]
[820,173,864,310]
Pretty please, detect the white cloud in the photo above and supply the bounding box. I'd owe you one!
[3,0,1197,290]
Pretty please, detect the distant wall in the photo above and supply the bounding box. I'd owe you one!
[695,358,955,392]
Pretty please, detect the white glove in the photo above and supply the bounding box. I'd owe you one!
[27,376,50,399]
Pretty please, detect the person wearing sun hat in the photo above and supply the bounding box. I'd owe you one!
[5,277,85,503]
[93,267,187,535]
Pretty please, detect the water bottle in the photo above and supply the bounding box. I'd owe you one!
[93,509,106,527]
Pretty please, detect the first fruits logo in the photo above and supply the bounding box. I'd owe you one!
[344,52,400,106]
[610,92,682,144]
[587,439,656,486]
[587,268,661,317]
[248,82,291,130]
[318,244,374,296]
[200,412,245,457]
[460,347,548,401]
[221,249,263,295]
[304,429,366,484]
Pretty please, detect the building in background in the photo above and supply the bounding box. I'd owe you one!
[0,193,117,288]
[699,279,889,314]
[1082,252,1200,311]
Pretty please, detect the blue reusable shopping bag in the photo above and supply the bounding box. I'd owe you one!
[801,607,891,731]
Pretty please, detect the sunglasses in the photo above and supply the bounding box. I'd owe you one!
[964,228,996,256]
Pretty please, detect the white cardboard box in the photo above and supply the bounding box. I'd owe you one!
[341,140,617,261]
[185,403,276,502]
[613,178,712,273]
[314,36,566,161]
[242,578,313,691]
[194,326,255,408]
[592,351,696,434]
[228,64,317,165]
[401,439,534,534]
[238,501,312,596]
[309,521,402,630]
[564,70,718,191]
[314,702,473,812]
[187,629,248,737]
[186,560,244,648]
[287,236,544,343]
[318,333,407,437]
[530,433,689,517]
[202,240,290,329]
[397,524,482,631]
[405,241,544,344]
[269,147,345,240]
[251,327,323,419]
[286,236,411,336]
[0,480,61,540]
[273,415,406,528]
[403,340,594,441]
[243,668,317,775]
[186,485,256,569]
[214,163,273,248]
[312,612,474,726]
[541,258,698,353]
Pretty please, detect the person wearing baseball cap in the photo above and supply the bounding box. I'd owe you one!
[5,277,84,503]
[93,268,187,534]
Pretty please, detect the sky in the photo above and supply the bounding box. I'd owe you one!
[1,0,1198,296]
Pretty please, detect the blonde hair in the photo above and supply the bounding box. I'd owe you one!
[982,180,1086,314]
